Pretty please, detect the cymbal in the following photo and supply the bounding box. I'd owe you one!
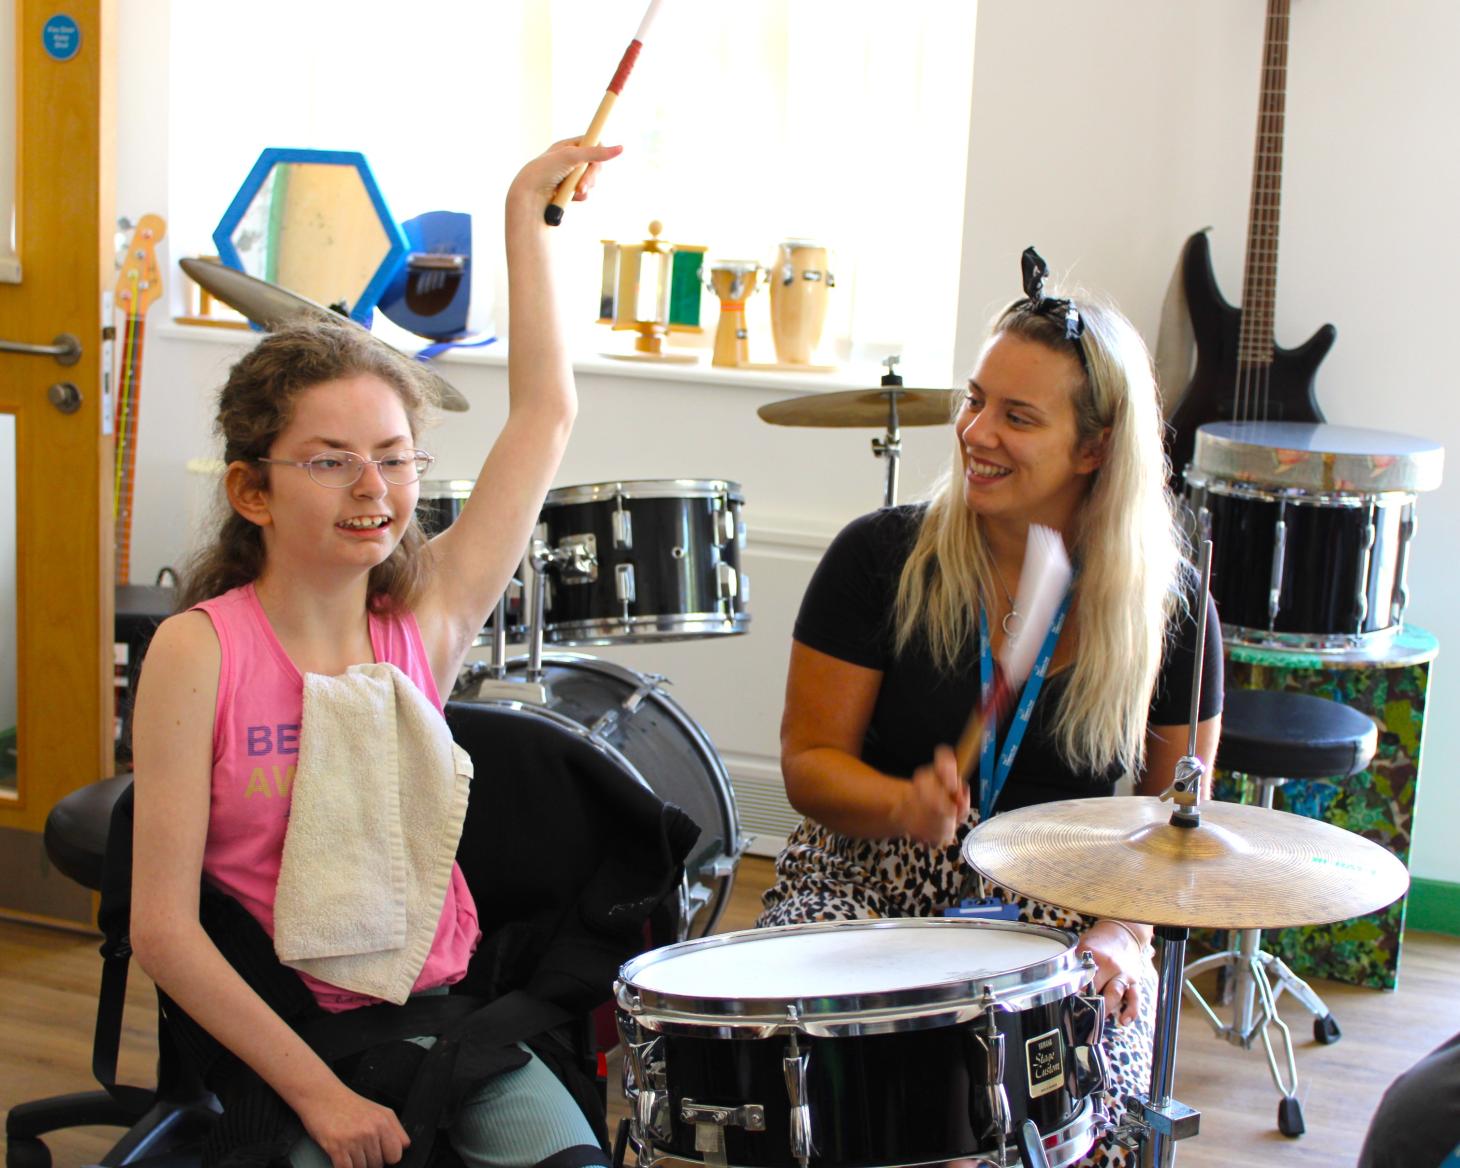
[758,386,959,428]
[179,258,470,412]
[961,796,1409,929]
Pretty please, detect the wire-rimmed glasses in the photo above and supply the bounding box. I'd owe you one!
[255,449,435,488]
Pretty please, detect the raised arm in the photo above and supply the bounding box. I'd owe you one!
[416,140,621,694]
[130,614,408,1168]
[781,641,969,844]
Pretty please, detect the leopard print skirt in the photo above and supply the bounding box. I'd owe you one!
[758,813,1155,1168]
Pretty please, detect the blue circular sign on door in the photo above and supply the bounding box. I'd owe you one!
[42,14,81,61]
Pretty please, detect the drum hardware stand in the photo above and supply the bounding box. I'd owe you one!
[871,356,905,507]
[522,533,598,687]
[1119,540,1215,1167]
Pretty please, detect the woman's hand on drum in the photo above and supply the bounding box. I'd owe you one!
[1076,920,1149,1026]
[895,745,970,846]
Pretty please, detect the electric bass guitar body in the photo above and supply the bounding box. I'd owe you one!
[1166,228,1336,482]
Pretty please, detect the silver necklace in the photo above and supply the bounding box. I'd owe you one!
[992,561,1022,637]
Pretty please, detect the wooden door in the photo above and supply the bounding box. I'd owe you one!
[0,0,115,926]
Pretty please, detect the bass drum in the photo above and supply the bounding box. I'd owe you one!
[454,653,745,939]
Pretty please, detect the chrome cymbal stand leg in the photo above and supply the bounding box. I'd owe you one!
[1139,925,1200,1168]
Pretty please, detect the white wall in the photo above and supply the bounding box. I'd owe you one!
[953,0,1460,884]
[116,1,1460,879]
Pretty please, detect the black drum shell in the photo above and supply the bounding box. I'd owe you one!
[1187,477,1410,640]
[538,482,748,644]
[639,1002,1078,1167]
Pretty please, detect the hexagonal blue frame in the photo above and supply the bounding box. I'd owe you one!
[212,147,408,326]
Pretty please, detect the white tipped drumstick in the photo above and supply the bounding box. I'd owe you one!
[545,0,665,226]
[955,526,1073,780]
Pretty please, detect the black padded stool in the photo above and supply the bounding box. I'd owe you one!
[1182,687,1378,1139]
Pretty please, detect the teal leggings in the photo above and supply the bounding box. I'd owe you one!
[289,1040,601,1168]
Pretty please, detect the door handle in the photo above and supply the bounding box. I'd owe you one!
[0,333,82,365]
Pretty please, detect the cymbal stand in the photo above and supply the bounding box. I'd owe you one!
[871,356,903,506]
[1117,540,1214,1167]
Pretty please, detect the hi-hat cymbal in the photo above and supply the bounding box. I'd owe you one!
[962,796,1409,930]
[758,386,959,428]
[179,258,469,412]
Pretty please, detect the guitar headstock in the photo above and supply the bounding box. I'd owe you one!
[115,213,167,318]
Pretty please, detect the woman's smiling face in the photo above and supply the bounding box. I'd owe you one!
[955,332,1104,533]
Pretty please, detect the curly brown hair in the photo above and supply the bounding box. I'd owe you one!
[179,320,438,612]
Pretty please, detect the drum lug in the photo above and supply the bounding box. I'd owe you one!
[783,1035,813,1168]
[613,506,634,550]
[625,1036,672,1144]
[1268,509,1287,629]
[713,503,736,547]
[1354,509,1377,632]
[1063,993,1109,1100]
[716,562,738,604]
[616,562,637,605]
[968,985,1013,1155]
[1394,505,1417,624]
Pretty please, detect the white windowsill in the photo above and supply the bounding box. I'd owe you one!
[154,319,893,397]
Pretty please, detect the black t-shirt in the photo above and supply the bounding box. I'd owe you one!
[792,505,1223,810]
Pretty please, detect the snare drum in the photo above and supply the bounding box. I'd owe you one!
[769,239,833,366]
[1184,423,1443,649]
[617,919,1106,1167]
[536,479,750,644]
[453,653,745,938]
[417,480,527,644]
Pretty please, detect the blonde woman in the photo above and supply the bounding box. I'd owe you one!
[758,250,1222,1168]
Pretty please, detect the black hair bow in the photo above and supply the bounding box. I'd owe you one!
[1020,246,1083,342]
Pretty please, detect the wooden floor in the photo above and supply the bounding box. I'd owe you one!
[4,856,1458,1167]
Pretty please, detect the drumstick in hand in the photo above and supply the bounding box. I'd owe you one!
[955,525,1073,782]
[545,0,666,225]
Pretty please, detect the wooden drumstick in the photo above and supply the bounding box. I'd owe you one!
[545,0,666,226]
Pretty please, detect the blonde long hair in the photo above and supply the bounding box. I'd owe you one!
[893,295,1189,776]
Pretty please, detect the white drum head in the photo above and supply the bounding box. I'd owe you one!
[630,919,1067,999]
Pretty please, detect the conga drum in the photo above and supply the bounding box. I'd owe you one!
[769,239,833,366]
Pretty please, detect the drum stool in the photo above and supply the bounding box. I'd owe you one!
[1182,687,1378,1139]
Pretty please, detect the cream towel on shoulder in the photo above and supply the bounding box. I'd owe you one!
[273,662,473,1004]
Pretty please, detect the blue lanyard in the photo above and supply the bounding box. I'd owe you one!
[977,589,1073,821]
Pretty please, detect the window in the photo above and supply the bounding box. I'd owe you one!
[168,1,976,380]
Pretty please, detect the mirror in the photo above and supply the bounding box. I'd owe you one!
[213,148,406,324]
[1,413,16,795]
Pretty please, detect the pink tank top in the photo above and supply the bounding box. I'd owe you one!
[191,583,480,1012]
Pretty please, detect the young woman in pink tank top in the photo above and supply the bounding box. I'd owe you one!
[130,140,621,1168]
